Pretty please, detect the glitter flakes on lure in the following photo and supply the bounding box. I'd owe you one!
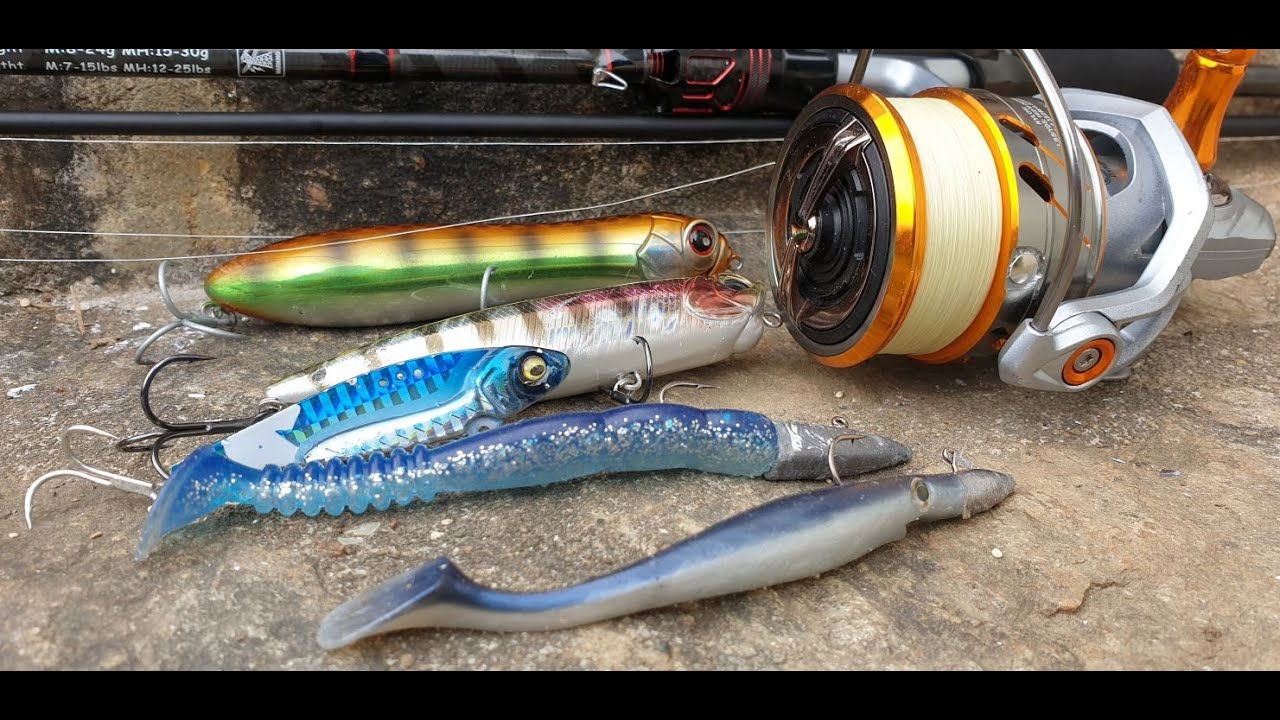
[132,404,911,560]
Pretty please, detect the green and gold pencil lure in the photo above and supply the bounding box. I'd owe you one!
[204,213,741,327]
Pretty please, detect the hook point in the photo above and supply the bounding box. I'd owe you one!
[657,381,718,403]
[24,425,158,530]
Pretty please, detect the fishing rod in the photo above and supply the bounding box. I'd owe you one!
[0,111,1273,139]
[5,48,1274,113]
[0,111,796,138]
[5,49,1279,138]
[1,48,1273,400]
[4,48,843,115]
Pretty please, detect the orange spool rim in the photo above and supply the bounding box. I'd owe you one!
[907,88,1019,365]
[812,84,927,368]
[1062,339,1116,386]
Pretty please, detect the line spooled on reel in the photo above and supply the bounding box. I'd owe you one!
[769,49,1277,391]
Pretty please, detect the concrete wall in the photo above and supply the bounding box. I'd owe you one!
[0,74,775,293]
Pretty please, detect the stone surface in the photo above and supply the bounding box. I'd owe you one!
[1,56,1279,670]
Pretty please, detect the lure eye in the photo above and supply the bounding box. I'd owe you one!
[518,353,548,385]
[687,223,716,256]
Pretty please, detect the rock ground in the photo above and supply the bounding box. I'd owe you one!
[1,53,1278,670]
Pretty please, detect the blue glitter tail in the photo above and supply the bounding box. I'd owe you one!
[137,405,789,559]
[134,444,246,561]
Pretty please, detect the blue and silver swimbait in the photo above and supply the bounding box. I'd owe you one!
[135,404,911,559]
[21,346,568,534]
[226,346,568,466]
[317,469,1015,648]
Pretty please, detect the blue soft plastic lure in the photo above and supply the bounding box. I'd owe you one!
[317,469,1015,647]
[135,404,911,559]
[220,346,568,469]
[21,346,567,538]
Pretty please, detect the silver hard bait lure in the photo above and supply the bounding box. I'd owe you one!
[317,469,1014,648]
[134,403,910,559]
[266,273,767,404]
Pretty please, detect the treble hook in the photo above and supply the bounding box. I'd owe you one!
[133,260,247,366]
[114,354,283,478]
[25,425,158,529]
[604,336,655,405]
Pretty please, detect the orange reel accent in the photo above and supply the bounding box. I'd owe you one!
[1163,49,1258,173]
[1061,339,1116,386]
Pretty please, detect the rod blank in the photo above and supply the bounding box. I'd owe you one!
[0,110,1274,139]
[0,111,796,138]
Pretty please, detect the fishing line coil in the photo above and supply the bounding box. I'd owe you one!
[769,48,1276,391]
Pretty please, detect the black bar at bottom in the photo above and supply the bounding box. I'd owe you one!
[0,111,797,138]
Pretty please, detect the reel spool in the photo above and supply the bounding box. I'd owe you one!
[769,48,1277,391]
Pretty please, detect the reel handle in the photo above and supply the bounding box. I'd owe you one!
[1164,49,1258,172]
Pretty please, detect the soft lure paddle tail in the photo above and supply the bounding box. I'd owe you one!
[127,345,567,560]
[134,403,911,560]
[317,469,1015,648]
[205,213,741,327]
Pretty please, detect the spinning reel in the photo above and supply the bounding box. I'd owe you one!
[769,49,1276,390]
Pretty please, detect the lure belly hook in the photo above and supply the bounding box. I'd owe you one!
[317,468,1014,647]
[135,403,911,560]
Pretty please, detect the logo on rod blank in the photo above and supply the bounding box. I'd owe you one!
[237,49,285,77]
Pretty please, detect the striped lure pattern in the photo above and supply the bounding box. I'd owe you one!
[216,346,569,472]
[204,213,740,327]
[267,274,767,404]
[359,393,497,454]
[283,352,469,449]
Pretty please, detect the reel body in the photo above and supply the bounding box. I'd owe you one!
[769,50,1277,391]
